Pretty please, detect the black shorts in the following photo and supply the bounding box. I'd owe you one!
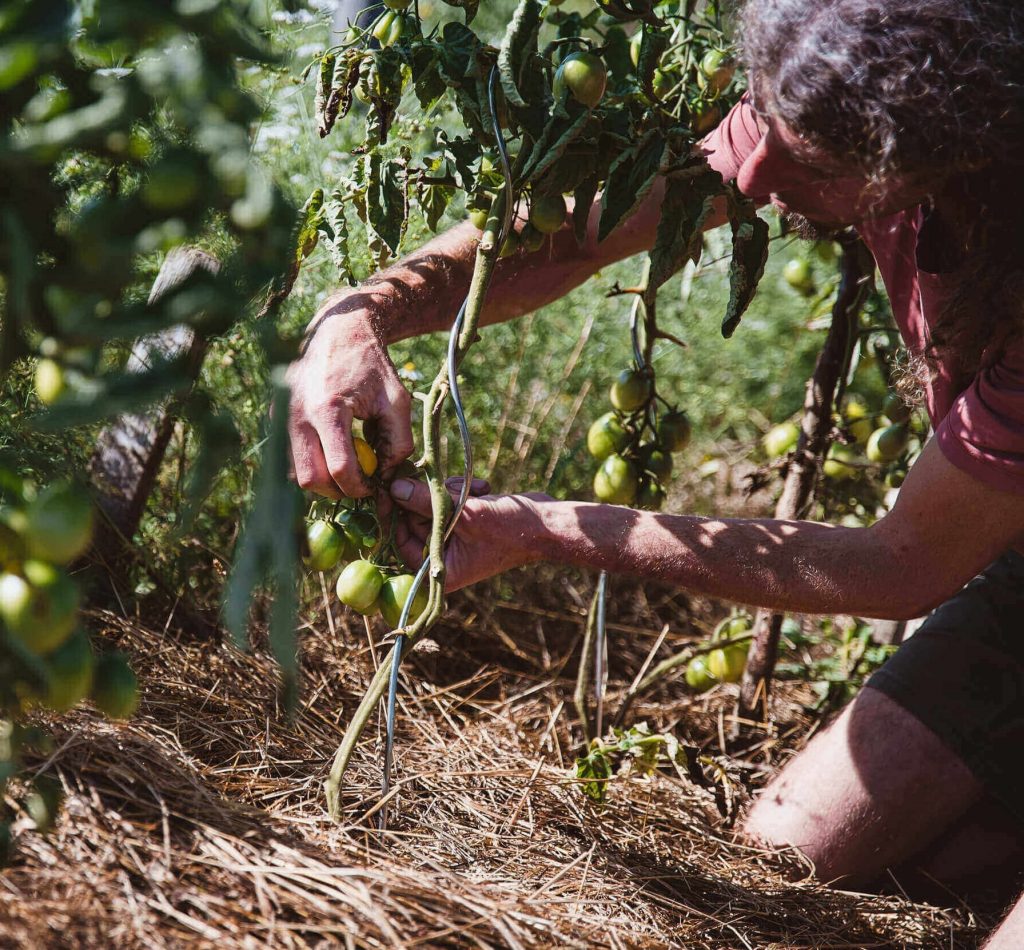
[868,551,1024,828]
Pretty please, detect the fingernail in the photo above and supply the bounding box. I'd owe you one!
[390,478,413,501]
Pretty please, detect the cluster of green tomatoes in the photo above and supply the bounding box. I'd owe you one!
[301,437,428,627]
[586,368,692,510]
[684,611,754,692]
[0,480,138,720]
[763,388,915,490]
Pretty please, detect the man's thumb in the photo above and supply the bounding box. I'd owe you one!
[389,478,432,515]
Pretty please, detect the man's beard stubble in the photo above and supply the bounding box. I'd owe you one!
[780,210,844,242]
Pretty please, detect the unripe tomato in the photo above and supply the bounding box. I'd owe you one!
[336,560,384,613]
[885,467,906,489]
[23,481,94,565]
[353,436,378,476]
[699,49,735,93]
[691,100,721,135]
[707,641,749,683]
[763,421,799,458]
[529,193,566,234]
[379,573,429,628]
[657,411,692,453]
[372,10,405,46]
[44,629,94,712]
[35,359,66,406]
[587,411,629,460]
[520,224,547,253]
[91,652,139,719]
[553,52,607,109]
[629,31,641,68]
[641,445,673,481]
[882,391,912,424]
[609,368,651,412]
[847,415,874,445]
[593,454,638,506]
[636,477,666,511]
[783,258,815,295]
[0,562,78,654]
[866,423,909,463]
[498,230,520,258]
[383,0,410,9]
[652,68,675,100]
[713,612,752,641]
[303,520,348,572]
[469,204,491,230]
[338,508,378,556]
[685,654,716,693]
[823,443,859,479]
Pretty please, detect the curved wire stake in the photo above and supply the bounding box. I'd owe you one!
[594,569,608,739]
[378,67,513,832]
[591,282,651,741]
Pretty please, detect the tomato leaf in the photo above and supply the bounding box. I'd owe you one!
[364,153,407,258]
[722,183,770,338]
[598,129,665,241]
[498,0,541,109]
[320,191,355,285]
[636,26,670,100]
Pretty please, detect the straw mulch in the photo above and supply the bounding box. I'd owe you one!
[0,573,992,949]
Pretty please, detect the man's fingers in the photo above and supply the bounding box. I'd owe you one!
[389,477,433,515]
[290,421,343,499]
[445,476,491,497]
[374,387,415,473]
[314,402,372,498]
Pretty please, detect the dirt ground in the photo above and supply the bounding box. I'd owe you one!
[0,570,996,948]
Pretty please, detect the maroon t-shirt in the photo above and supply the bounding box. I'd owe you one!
[702,99,1024,495]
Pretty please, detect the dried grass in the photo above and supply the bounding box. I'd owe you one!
[0,573,991,948]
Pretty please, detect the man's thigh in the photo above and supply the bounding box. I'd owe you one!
[744,551,1024,886]
[743,684,983,885]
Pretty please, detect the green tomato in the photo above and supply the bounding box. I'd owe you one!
[783,258,815,294]
[593,454,638,506]
[0,562,78,654]
[469,205,491,231]
[885,467,907,489]
[379,573,429,628]
[553,52,607,109]
[641,445,673,482]
[866,423,910,463]
[24,481,94,565]
[91,652,139,719]
[35,359,65,406]
[636,477,666,511]
[652,68,675,100]
[707,641,749,683]
[303,520,348,572]
[498,230,520,258]
[763,421,800,458]
[372,10,405,46]
[713,612,752,641]
[823,443,860,480]
[629,31,641,68]
[609,368,651,412]
[699,49,735,93]
[338,509,379,556]
[882,391,912,424]
[586,411,629,461]
[520,224,547,253]
[335,560,384,613]
[691,100,721,135]
[685,654,716,693]
[848,416,874,445]
[383,0,411,9]
[529,193,566,234]
[44,629,94,712]
[657,411,692,453]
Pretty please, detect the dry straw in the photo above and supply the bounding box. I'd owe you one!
[0,576,989,948]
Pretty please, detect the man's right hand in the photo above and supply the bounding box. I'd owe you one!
[285,303,413,498]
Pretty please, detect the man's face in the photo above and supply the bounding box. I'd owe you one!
[737,115,936,229]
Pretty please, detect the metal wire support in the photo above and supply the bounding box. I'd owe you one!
[379,67,514,830]
[592,287,650,741]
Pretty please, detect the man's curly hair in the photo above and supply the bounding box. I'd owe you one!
[738,0,1024,386]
